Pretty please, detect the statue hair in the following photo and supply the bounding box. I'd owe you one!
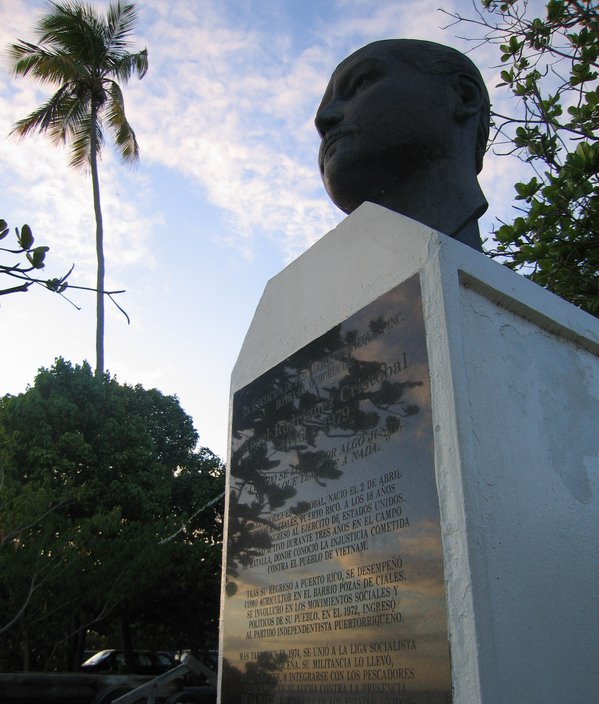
[385,39,490,173]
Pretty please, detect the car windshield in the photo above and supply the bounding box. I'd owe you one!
[82,650,112,665]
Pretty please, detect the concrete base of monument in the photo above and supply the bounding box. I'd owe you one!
[221,202,599,704]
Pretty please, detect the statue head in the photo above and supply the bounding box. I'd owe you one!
[315,39,490,250]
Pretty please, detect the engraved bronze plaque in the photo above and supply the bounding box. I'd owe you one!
[221,275,451,703]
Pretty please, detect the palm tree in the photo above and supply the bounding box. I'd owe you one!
[9,1,148,375]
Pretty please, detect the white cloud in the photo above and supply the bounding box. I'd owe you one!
[117,8,342,261]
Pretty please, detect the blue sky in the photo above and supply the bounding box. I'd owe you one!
[0,0,543,458]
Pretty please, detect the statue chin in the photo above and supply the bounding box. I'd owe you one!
[324,173,408,219]
[322,164,397,217]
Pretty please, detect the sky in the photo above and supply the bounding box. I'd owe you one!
[0,0,544,459]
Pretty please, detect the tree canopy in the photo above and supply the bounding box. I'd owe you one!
[9,1,148,373]
[446,0,598,315]
[0,359,224,672]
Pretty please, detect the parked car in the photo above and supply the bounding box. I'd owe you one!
[81,649,175,675]
[176,650,218,671]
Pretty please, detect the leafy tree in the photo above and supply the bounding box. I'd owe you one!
[8,1,148,373]
[0,359,224,672]
[444,0,598,315]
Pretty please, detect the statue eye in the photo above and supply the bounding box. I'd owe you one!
[349,73,378,96]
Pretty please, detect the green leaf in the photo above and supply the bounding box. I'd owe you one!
[18,223,34,249]
[26,245,49,269]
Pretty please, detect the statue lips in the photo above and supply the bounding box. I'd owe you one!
[319,125,361,171]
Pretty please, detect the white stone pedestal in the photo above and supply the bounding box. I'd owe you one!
[224,202,599,703]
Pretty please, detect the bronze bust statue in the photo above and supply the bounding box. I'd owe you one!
[315,39,490,251]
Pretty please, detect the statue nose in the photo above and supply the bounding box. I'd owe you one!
[315,104,343,138]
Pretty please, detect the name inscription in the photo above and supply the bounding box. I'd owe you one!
[221,275,451,703]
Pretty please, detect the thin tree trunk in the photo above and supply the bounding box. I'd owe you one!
[66,614,87,671]
[22,628,30,672]
[90,102,105,376]
[119,613,135,672]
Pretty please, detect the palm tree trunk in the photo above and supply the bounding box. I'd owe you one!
[90,102,105,376]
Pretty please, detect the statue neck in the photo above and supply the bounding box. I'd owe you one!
[449,199,487,252]
[374,158,488,251]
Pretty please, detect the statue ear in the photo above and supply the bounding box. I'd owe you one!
[455,73,484,121]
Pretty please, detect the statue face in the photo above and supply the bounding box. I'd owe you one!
[315,42,456,214]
